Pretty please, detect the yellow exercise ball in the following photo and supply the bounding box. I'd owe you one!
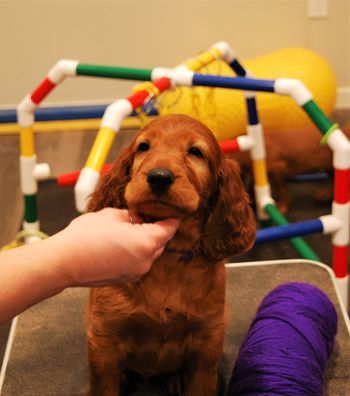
[158,48,337,141]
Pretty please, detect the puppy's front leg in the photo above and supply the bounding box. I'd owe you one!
[87,347,121,396]
[183,363,218,396]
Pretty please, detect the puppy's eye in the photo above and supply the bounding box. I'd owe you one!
[188,146,204,158]
[137,142,150,152]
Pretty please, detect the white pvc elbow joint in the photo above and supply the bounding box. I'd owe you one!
[47,59,79,84]
[100,99,133,131]
[75,168,101,213]
[274,78,313,106]
[210,41,236,63]
[17,95,37,127]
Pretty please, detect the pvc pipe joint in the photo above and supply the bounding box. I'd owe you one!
[210,41,235,63]
[33,163,51,181]
[255,185,275,220]
[319,214,342,235]
[75,167,101,213]
[274,78,313,106]
[20,156,37,195]
[47,59,79,84]
[236,135,255,152]
[17,95,37,127]
[151,68,194,87]
[100,99,133,131]
[332,202,350,246]
[327,129,350,169]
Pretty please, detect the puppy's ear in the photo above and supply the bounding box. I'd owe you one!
[202,158,256,261]
[87,145,134,212]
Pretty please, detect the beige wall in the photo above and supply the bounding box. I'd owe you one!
[0,0,349,108]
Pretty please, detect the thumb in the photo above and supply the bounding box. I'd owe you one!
[140,218,180,244]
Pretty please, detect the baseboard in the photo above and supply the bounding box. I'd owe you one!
[336,87,350,109]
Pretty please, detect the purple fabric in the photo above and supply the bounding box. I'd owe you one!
[227,283,338,396]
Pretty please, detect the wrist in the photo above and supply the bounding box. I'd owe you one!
[39,233,77,292]
[48,228,95,288]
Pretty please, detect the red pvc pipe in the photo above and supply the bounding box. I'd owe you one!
[31,78,56,104]
[57,163,113,187]
[334,169,350,204]
[126,78,171,109]
[333,245,349,278]
[220,138,240,153]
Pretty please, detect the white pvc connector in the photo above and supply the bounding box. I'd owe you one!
[210,41,235,63]
[327,129,350,169]
[247,124,266,160]
[75,167,101,213]
[20,156,37,195]
[244,90,257,99]
[17,94,37,127]
[336,275,349,313]
[151,68,194,87]
[22,221,42,244]
[254,184,275,220]
[47,59,79,84]
[151,67,176,87]
[23,220,40,232]
[236,135,255,152]
[274,78,313,106]
[331,202,350,246]
[100,99,133,131]
[33,163,51,181]
[319,214,342,235]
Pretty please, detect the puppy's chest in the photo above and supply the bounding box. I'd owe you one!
[121,281,206,340]
[117,282,216,374]
[117,260,224,339]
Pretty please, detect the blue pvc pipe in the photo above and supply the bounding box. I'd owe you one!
[229,59,247,76]
[290,173,330,182]
[192,74,276,92]
[255,218,324,244]
[246,97,259,125]
[0,105,158,124]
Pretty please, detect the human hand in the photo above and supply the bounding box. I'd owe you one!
[52,208,180,287]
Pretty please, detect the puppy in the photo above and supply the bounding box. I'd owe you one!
[86,114,256,395]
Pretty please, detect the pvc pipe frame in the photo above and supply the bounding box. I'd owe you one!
[16,41,350,307]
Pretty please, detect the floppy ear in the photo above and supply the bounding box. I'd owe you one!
[202,158,256,261]
[87,145,134,212]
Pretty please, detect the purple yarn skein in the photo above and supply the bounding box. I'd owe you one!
[227,282,338,396]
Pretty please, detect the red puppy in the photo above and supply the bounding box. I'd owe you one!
[86,114,256,396]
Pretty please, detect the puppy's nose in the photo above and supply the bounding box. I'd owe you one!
[147,168,175,193]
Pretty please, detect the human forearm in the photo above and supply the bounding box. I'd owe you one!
[0,209,179,324]
[0,237,70,324]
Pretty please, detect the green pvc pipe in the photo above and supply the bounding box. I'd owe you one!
[24,194,37,223]
[302,100,333,135]
[76,64,153,81]
[264,203,321,261]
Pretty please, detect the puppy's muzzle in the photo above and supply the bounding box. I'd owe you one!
[147,168,175,195]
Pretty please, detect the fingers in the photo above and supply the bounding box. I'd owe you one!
[157,218,181,237]
[139,218,180,255]
[99,208,180,248]
[152,245,167,261]
[144,218,180,240]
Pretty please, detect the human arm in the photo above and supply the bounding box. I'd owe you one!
[0,208,179,324]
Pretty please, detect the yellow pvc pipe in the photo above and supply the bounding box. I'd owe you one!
[20,127,35,157]
[86,127,116,171]
[185,47,222,71]
[252,159,268,186]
